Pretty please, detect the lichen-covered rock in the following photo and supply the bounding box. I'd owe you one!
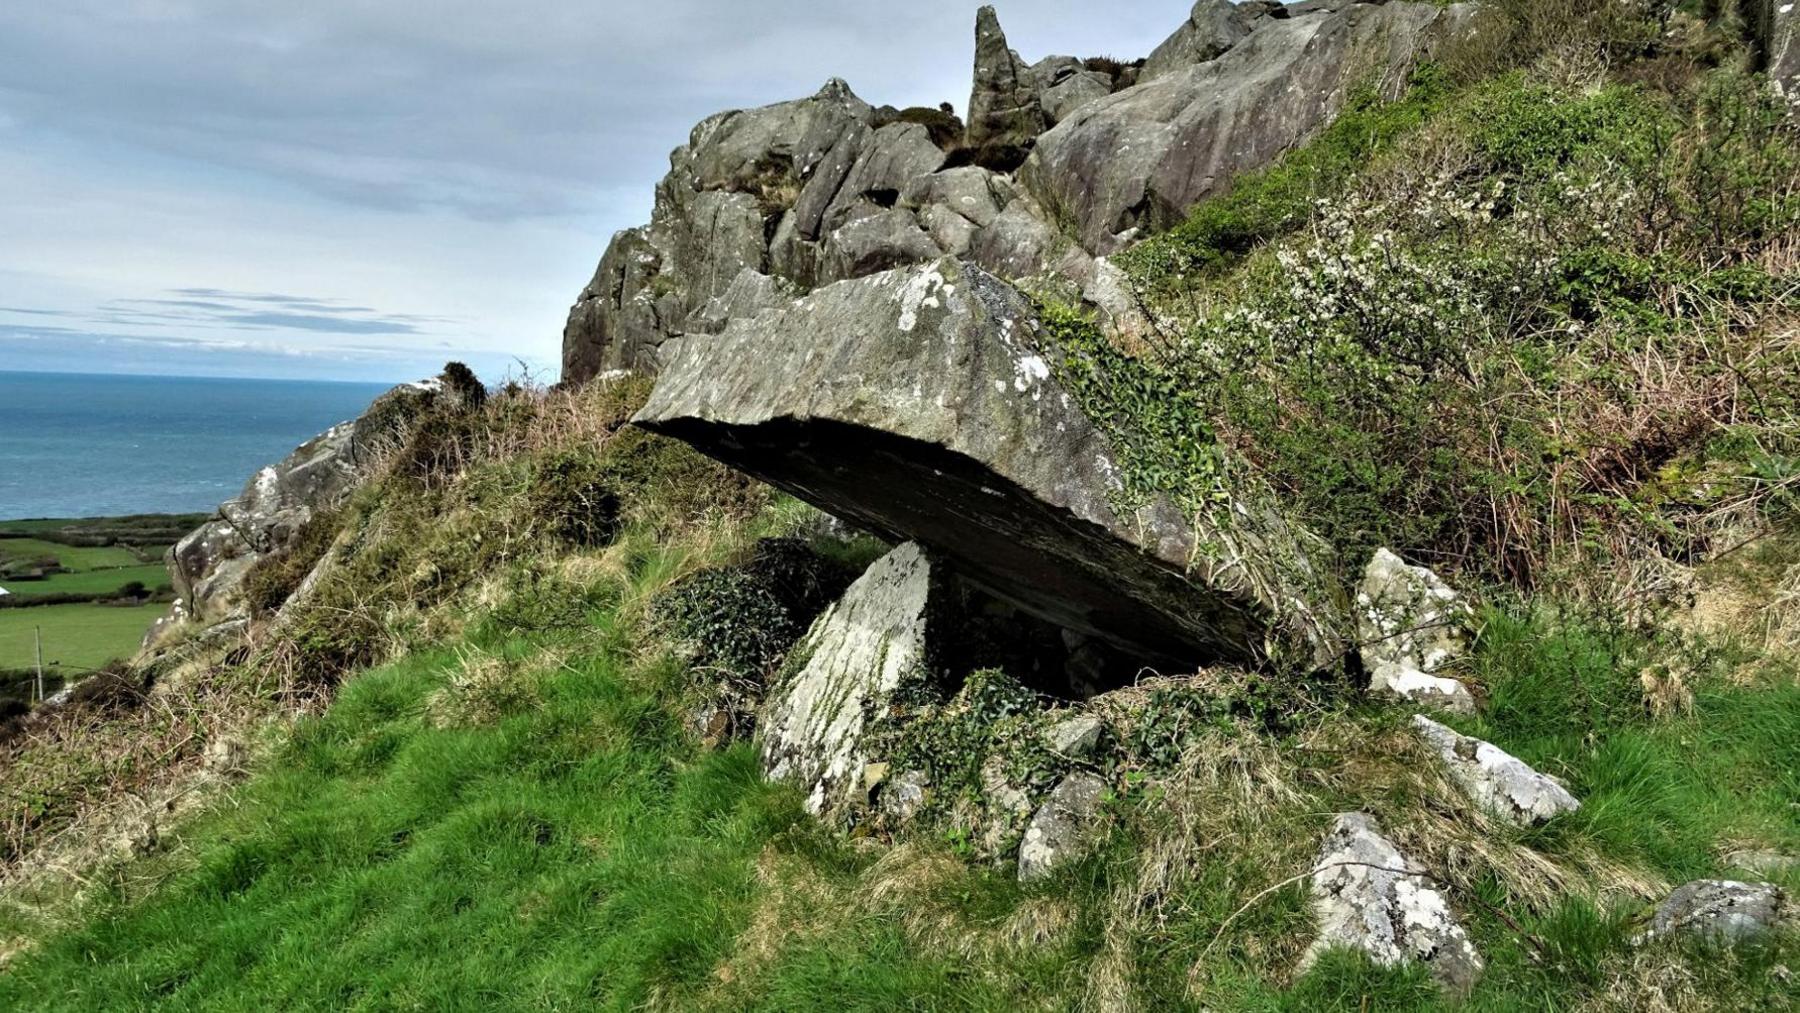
[562,79,877,382]
[1412,716,1579,826]
[818,207,944,285]
[686,269,793,336]
[1358,548,1476,712]
[1018,771,1108,881]
[1638,880,1788,945]
[1044,713,1104,758]
[881,769,931,824]
[636,257,1336,670]
[819,122,946,236]
[966,6,1046,152]
[1023,1,1474,254]
[1306,813,1484,994]
[900,166,1017,229]
[759,542,935,816]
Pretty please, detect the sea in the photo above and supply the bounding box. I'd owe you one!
[0,371,395,521]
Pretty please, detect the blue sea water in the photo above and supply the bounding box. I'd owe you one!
[0,371,394,520]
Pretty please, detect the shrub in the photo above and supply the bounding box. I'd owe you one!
[655,539,855,683]
[1082,68,1798,589]
[240,507,343,617]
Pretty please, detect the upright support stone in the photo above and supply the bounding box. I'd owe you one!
[759,542,935,816]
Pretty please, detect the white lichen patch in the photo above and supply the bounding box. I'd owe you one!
[896,265,947,334]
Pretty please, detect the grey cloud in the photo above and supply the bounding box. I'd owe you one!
[94,289,450,335]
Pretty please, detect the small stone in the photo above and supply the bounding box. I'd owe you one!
[882,769,930,823]
[1018,772,1109,882]
[1725,850,1800,877]
[1412,716,1580,826]
[1358,548,1477,711]
[1638,880,1787,945]
[1305,813,1484,994]
[1043,713,1104,758]
[203,735,250,778]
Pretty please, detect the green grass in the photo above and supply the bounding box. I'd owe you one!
[1454,609,1800,880]
[2,564,172,602]
[0,602,163,675]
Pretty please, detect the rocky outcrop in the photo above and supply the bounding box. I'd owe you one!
[1017,771,1108,881]
[1140,0,1270,83]
[1637,880,1788,945]
[162,377,453,630]
[760,542,935,816]
[1023,1,1473,254]
[966,6,1047,155]
[635,257,1336,671]
[1412,716,1580,826]
[1306,813,1484,994]
[1358,549,1477,712]
[562,3,1485,383]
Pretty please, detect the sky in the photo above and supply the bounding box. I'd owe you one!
[0,1,1194,384]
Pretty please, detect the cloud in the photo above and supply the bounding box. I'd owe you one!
[0,2,1189,220]
[0,1,1194,381]
[96,289,448,335]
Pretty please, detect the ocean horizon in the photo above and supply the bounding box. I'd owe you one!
[0,370,395,521]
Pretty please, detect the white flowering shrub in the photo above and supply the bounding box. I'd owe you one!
[1060,69,1798,588]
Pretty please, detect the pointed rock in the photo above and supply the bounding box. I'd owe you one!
[759,542,935,816]
[1412,716,1579,826]
[1306,813,1484,994]
[966,6,1047,152]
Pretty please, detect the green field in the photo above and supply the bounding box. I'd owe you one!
[0,537,149,573]
[1,564,171,602]
[0,602,163,676]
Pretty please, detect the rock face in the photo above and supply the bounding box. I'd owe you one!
[1357,549,1476,712]
[1306,813,1484,994]
[1023,1,1473,253]
[760,542,935,815]
[166,379,448,626]
[1017,771,1109,881]
[1639,881,1788,945]
[966,6,1047,153]
[1412,716,1580,826]
[635,257,1335,671]
[1749,0,1800,111]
